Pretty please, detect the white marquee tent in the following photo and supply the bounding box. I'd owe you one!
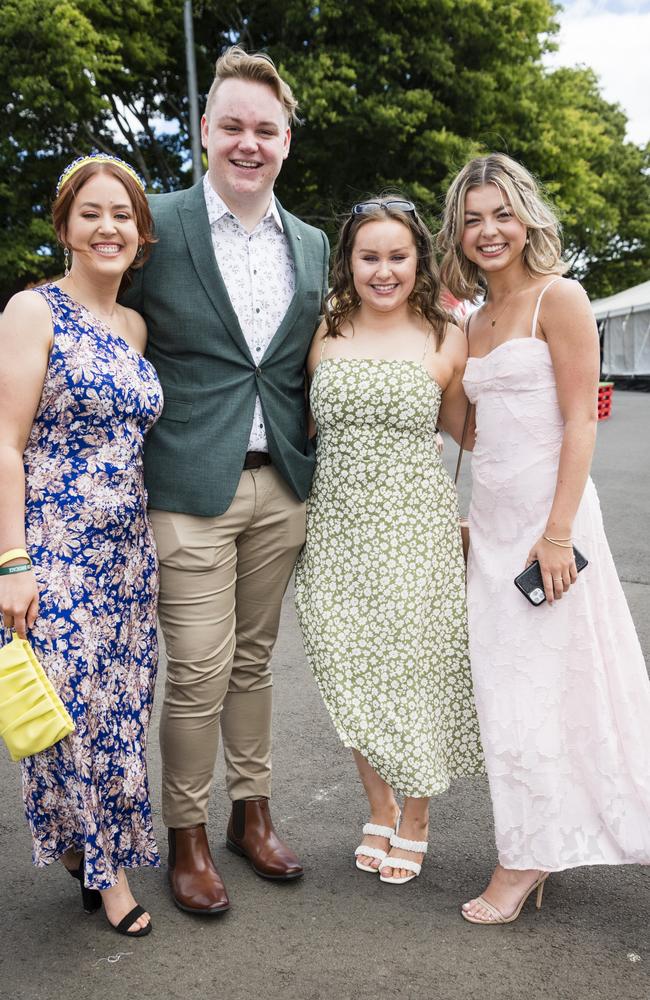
[592,279,650,377]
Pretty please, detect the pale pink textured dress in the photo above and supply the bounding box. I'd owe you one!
[463,280,650,872]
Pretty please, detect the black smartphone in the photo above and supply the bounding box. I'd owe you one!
[514,547,588,606]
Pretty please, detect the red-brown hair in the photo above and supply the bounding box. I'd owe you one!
[52,161,156,290]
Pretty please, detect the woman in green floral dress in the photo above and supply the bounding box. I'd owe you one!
[294,198,484,884]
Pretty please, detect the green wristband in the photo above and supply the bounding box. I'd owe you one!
[0,563,33,576]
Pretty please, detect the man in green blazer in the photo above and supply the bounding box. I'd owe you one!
[122,47,329,914]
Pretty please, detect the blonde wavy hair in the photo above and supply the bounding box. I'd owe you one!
[437,153,568,301]
[205,45,299,125]
[325,197,450,346]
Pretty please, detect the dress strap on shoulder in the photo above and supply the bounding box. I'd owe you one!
[531,277,562,338]
[421,329,433,363]
[320,335,330,362]
[32,283,64,334]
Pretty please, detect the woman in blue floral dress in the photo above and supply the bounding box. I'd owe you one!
[0,155,162,937]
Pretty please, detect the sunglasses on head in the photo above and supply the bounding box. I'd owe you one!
[351,199,417,216]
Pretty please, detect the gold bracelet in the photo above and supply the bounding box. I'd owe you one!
[543,536,573,549]
[544,535,572,543]
[0,547,31,568]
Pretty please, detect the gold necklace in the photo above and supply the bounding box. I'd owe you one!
[484,283,529,328]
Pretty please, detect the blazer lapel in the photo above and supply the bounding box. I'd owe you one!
[263,201,308,361]
[177,182,252,361]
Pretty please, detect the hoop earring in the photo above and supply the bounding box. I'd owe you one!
[64,247,70,277]
[136,246,144,259]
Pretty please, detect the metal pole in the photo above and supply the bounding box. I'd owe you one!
[184,1,203,183]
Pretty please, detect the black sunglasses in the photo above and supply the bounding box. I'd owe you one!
[351,199,417,216]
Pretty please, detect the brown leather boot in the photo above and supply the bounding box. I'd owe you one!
[226,799,304,881]
[168,825,230,914]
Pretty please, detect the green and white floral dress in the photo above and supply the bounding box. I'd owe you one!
[294,355,484,796]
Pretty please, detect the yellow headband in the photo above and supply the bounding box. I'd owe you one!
[56,153,146,196]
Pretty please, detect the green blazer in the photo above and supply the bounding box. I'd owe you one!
[122,181,329,516]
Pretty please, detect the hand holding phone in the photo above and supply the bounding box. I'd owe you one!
[514,547,588,606]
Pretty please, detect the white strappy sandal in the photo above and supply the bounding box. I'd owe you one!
[354,816,400,873]
[378,832,428,884]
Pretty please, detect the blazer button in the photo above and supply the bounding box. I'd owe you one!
[255,367,262,376]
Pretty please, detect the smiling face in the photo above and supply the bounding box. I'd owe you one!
[351,218,418,314]
[62,171,141,279]
[201,77,291,210]
[461,183,528,274]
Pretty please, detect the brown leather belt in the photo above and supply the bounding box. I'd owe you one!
[243,451,271,470]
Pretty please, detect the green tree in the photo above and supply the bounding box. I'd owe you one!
[2,0,109,299]
[1,0,648,302]
[1,0,191,303]
[525,66,650,296]
[212,0,649,297]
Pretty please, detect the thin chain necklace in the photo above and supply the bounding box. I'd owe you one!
[484,282,530,328]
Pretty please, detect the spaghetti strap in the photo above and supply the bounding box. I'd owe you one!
[530,278,562,338]
[319,335,330,362]
[421,329,432,363]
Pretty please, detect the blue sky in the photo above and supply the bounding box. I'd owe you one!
[550,1,650,144]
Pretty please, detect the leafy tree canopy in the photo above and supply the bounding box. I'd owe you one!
[1,0,648,303]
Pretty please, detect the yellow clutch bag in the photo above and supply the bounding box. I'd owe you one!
[0,633,75,761]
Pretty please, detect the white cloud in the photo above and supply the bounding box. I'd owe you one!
[567,1,650,12]
[565,1,649,12]
[547,2,650,145]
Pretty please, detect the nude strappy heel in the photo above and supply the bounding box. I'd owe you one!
[461,872,548,924]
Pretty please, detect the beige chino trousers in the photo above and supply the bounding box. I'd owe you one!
[150,465,306,828]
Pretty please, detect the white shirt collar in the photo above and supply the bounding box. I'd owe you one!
[203,173,284,232]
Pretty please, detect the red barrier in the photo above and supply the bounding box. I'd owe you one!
[598,382,614,420]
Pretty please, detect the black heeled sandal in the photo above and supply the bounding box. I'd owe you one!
[108,904,152,937]
[67,857,102,913]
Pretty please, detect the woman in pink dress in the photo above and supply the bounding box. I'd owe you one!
[437,153,650,924]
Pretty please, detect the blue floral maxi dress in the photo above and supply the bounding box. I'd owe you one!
[295,358,484,796]
[11,284,163,890]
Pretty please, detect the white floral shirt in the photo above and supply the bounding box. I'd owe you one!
[203,174,296,452]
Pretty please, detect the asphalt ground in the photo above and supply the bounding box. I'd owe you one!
[0,389,648,1000]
